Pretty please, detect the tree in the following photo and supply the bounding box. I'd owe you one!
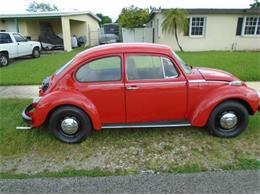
[26,1,59,12]
[96,13,112,25]
[161,8,188,51]
[250,0,260,8]
[117,5,149,28]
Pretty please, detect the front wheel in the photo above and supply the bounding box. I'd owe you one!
[32,47,40,58]
[49,106,92,143]
[207,101,249,137]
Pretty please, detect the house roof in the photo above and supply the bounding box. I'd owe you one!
[0,11,101,22]
[148,8,260,22]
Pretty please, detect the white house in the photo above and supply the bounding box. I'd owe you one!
[147,8,260,51]
[0,11,101,51]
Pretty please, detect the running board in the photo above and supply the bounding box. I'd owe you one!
[102,121,191,129]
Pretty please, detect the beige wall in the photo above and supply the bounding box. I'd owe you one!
[151,13,260,51]
[62,14,100,47]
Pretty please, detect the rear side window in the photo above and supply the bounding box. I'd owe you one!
[126,55,178,80]
[76,56,122,82]
[0,33,12,44]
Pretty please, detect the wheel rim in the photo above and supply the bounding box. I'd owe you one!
[61,117,79,135]
[219,111,238,130]
[0,56,8,66]
[34,50,40,57]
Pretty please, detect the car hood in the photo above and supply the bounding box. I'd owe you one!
[28,41,41,45]
[197,67,239,82]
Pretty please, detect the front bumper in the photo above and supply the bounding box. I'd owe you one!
[22,104,33,125]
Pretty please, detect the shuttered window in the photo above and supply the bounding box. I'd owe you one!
[243,16,260,35]
[189,17,206,37]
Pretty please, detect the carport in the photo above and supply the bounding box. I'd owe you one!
[0,11,100,51]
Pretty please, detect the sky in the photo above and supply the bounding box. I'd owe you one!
[0,0,255,21]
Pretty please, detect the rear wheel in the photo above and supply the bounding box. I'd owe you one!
[32,47,40,58]
[207,101,249,137]
[0,53,9,67]
[49,106,92,143]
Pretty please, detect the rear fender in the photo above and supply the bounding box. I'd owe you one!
[32,90,102,130]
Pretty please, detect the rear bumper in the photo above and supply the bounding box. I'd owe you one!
[22,104,33,125]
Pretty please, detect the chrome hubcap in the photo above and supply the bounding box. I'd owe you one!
[61,117,79,135]
[220,112,238,129]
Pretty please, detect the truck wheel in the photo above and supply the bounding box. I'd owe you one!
[49,106,92,143]
[206,101,248,138]
[32,47,40,58]
[0,53,9,67]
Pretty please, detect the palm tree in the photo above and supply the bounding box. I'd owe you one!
[161,8,188,51]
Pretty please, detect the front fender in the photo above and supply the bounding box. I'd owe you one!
[32,90,102,130]
[188,85,259,127]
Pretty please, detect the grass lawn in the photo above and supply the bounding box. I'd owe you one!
[0,99,259,178]
[0,50,259,85]
[0,48,85,85]
[178,51,260,81]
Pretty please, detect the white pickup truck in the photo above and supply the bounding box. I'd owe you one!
[0,32,41,67]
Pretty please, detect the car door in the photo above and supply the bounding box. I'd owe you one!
[125,53,187,123]
[12,33,32,56]
[75,54,126,124]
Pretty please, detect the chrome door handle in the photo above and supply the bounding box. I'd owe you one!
[126,86,139,90]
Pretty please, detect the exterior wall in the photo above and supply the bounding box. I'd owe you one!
[1,14,100,51]
[63,14,100,47]
[151,13,260,51]
[0,19,17,32]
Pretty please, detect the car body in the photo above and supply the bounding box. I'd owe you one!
[21,43,260,143]
[0,32,41,66]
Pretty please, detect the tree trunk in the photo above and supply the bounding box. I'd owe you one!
[174,23,184,52]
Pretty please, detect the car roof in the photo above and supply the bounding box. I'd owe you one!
[76,43,173,59]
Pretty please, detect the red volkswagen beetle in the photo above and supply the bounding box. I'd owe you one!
[20,43,260,143]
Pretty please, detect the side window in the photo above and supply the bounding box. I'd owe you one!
[76,56,121,82]
[126,55,178,80]
[13,33,27,42]
[162,57,178,78]
[0,33,12,44]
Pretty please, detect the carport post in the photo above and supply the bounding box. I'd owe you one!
[61,17,72,52]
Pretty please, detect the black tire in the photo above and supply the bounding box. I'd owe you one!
[0,53,9,67]
[49,106,92,143]
[32,47,40,58]
[206,101,249,138]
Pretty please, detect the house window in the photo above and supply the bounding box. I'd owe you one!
[189,17,206,37]
[243,16,260,36]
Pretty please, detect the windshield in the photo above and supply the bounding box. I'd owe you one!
[55,58,75,75]
[172,51,192,74]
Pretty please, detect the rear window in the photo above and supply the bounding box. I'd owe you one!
[0,33,12,44]
[76,56,121,82]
